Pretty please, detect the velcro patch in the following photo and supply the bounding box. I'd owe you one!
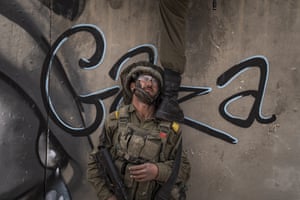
[160,132,167,139]
[171,122,180,133]
[115,110,119,119]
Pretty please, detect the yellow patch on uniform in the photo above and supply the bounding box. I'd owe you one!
[171,122,180,133]
[115,110,119,119]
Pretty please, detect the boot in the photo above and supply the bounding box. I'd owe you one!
[155,69,184,122]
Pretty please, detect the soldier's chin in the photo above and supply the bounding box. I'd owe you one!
[134,88,154,104]
[143,89,156,97]
[145,91,152,96]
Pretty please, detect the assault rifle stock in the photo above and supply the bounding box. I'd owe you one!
[96,146,128,200]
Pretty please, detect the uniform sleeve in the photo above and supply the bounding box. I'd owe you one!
[177,147,191,183]
[87,113,118,200]
[87,150,113,200]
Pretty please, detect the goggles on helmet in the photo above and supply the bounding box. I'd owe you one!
[137,75,159,86]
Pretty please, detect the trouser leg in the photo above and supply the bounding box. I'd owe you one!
[156,0,189,122]
[159,0,189,74]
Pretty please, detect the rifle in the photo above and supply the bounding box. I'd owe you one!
[95,146,128,200]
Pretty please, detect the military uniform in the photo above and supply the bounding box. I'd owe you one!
[87,104,191,200]
[159,0,189,75]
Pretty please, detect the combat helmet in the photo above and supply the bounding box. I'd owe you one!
[120,61,164,105]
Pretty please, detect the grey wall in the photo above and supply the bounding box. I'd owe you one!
[0,0,299,199]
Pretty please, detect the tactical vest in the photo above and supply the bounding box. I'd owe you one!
[110,105,180,200]
[112,105,181,161]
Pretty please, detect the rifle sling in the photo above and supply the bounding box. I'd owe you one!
[155,139,182,200]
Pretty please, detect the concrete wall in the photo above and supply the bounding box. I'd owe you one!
[0,0,299,199]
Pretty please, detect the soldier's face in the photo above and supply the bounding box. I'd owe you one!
[136,74,160,97]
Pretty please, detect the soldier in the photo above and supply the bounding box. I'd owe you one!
[87,61,191,200]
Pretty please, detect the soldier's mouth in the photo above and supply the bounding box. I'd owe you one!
[144,87,153,93]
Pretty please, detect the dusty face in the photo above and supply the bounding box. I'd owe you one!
[136,74,160,98]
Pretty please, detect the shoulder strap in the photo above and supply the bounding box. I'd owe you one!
[158,121,172,162]
[158,120,180,162]
[158,121,172,134]
[117,105,130,134]
[159,121,180,134]
[155,139,182,200]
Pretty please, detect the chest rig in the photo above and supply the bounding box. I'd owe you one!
[113,105,176,164]
[109,105,182,200]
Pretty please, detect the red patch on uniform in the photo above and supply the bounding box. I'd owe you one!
[160,132,167,138]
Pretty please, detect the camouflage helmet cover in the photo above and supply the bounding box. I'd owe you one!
[120,61,164,104]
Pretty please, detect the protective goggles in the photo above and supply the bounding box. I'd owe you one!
[137,75,159,86]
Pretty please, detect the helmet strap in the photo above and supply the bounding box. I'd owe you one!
[133,81,158,105]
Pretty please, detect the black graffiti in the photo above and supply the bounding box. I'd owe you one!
[40,24,276,144]
[217,56,276,128]
[179,86,239,144]
[41,24,120,136]
[109,44,157,80]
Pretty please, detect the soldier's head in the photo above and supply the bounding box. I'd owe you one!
[120,61,163,105]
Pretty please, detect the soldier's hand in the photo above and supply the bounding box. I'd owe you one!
[129,163,158,182]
